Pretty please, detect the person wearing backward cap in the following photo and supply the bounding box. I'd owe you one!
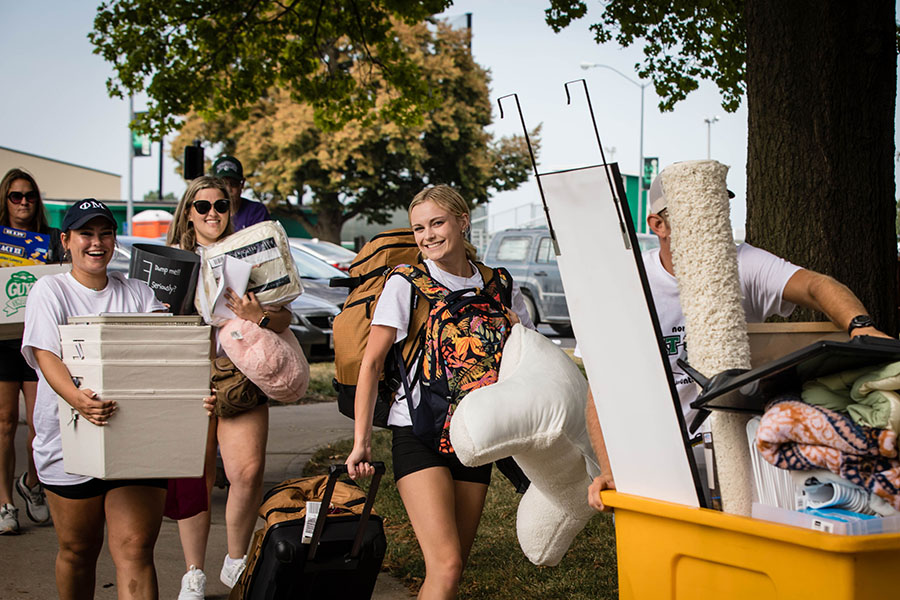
[585,164,891,513]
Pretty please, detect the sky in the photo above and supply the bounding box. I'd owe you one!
[0,1,896,238]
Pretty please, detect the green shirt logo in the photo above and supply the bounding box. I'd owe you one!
[4,271,38,317]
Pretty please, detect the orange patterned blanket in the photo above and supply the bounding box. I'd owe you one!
[757,396,900,511]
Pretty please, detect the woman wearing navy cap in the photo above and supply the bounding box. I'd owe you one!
[22,200,172,600]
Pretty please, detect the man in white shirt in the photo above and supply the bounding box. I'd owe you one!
[586,170,890,512]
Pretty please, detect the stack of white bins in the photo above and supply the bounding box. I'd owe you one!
[57,314,211,479]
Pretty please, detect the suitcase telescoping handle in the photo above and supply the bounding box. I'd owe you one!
[307,462,386,561]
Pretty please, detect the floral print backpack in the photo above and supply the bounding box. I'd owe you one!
[390,263,513,453]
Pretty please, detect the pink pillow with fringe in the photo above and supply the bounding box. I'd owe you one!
[219,319,310,403]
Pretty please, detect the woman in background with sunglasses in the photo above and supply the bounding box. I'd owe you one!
[167,176,291,599]
[0,168,62,535]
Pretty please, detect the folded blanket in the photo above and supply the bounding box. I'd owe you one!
[757,396,900,511]
[802,361,900,433]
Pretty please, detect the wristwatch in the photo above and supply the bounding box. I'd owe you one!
[258,311,270,329]
[847,314,875,335]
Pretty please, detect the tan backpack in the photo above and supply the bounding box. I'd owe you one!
[331,229,427,427]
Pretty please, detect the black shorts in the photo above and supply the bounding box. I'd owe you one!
[43,478,168,500]
[0,339,37,382]
[391,426,492,485]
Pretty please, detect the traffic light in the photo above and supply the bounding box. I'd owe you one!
[183,141,205,180]
[131,112,151,157]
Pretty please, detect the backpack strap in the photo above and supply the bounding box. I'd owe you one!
[475,262,513,308]
[389,264,452,306]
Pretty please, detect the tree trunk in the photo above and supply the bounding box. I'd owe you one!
[745,0,898,334]
[309,192,345,244]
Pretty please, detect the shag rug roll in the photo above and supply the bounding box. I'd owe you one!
[663,159,753,516]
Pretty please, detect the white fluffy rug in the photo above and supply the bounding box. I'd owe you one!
[663,160,753,516]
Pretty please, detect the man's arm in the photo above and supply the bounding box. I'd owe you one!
[782,269,891,338]
[586,387,616,512]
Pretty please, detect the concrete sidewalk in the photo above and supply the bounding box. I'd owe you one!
[3,400,414,600]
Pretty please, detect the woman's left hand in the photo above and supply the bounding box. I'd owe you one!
[224,288,265,323]
[506,307,520,326]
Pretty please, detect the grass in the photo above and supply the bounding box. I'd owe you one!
[301,360,338,403]
[304,429,619,599]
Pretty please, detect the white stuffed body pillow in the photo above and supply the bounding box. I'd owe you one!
[219,318,310,403]
[450,324,597,566]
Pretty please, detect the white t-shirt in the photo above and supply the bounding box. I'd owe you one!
[372,259,534,427]
[643,243,802,424]
[22,271,166,486]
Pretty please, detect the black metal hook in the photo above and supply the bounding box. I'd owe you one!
[497,93,559,254]
[563,79,631,249]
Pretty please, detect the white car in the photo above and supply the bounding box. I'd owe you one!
[289,238,356,271]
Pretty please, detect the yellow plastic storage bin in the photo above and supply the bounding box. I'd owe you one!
[604,491,900,599]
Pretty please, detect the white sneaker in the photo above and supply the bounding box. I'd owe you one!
[219,554,247,589]
[0,503,19,535]
[177,566,206,600]
[15,473,50,524]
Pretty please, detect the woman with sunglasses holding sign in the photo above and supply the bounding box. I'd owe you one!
[167,176,291,599]
[0,168,63,535]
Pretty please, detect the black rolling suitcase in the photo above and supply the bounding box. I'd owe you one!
[235,463,388,600]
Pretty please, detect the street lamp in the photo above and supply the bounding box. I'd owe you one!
[704,116,720,159]
[580,61,651,226]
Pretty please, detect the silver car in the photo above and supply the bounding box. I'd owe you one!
[484,227,659,336]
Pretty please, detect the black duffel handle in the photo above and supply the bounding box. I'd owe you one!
[308,462,386,561]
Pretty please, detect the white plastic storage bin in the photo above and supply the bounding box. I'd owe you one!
[57,314,212,479]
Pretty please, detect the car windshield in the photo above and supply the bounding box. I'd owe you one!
[291,247,348,279]
[297,240,356,261]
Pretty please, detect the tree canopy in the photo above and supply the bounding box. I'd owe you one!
[545,0,746,112]
[170,20,536,242]
[90,0,454,136]
[545,0,899,333]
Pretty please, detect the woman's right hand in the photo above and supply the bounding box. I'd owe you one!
[203,388,217,417]
[346,444,374,480]
[71,388,117,426]
[588,474,616,513]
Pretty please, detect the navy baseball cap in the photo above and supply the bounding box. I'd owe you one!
[61,199,117,232]
[212,155,243,180]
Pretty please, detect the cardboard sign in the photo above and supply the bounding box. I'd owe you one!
[0,226,51,266]
[0,263,69,339]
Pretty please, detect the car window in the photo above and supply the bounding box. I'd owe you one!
[300,240,356,261]
[107,246,133,274]
[535,237,556,264]
[495,236,530,262]
[290,247,348,279]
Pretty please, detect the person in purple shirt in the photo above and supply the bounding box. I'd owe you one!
[211,155,270,231]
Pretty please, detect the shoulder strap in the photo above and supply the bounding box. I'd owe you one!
[475,262,513,308]
[390,264,451,305]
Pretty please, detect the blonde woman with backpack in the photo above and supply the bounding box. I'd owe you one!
[346,185,534,599]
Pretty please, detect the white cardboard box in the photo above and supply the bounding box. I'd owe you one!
[58,314,212,479]
[0,263,69,340]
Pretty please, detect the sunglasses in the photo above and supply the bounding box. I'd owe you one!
[192,199,230,215]
[7,191,38,204]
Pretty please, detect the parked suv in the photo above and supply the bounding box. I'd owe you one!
[484,227,659,335]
